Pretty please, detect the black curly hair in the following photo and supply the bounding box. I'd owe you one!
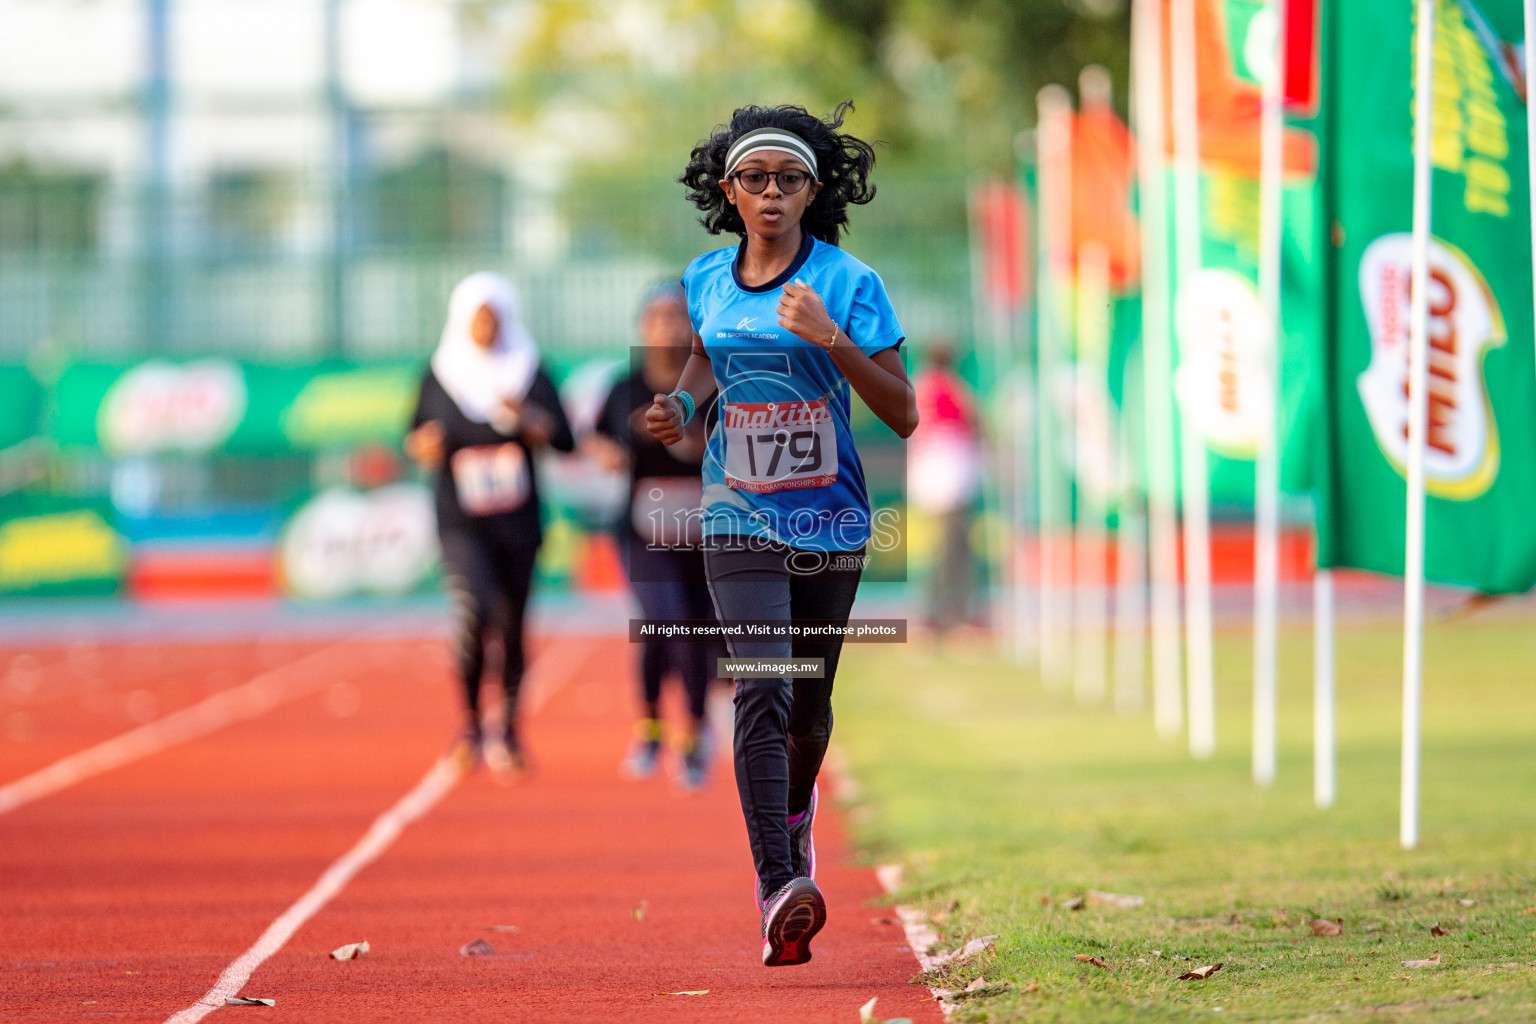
[681,101,876,246]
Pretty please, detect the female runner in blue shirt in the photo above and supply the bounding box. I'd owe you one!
[646,102,918,967]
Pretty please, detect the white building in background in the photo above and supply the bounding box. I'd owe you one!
[0,1,658,358]
[0,0,518,183]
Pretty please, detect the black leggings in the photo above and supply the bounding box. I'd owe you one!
[704,538,864,903]
[624,541,712,721]
[439,529,539,735]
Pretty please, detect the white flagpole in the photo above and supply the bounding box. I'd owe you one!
[965,185,1005,644]
[1133,0,1185,739]
[1172,0,1216,759]
[1313,567,1336,808]
[1115,347,1149,715]
[1402,0,1436,851]
[1253,0,1288,787]
[1074,238,1112,705]
[1037,86,1075,692]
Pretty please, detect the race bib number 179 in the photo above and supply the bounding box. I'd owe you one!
[722,399,838,492]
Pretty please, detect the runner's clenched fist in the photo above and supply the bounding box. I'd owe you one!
[777,278,842,351]
[645,393,686,446]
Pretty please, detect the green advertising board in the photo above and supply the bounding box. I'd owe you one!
[50,359,424,456]
[1315,0,1536,592]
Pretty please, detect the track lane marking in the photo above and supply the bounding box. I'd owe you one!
[162,637,601,1023]
[0,641,362,816]
[164,757,461,1024]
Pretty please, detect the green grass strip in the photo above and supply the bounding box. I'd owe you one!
[836,619,1536,1022]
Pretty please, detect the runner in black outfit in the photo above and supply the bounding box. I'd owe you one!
[590,281,719,790]
[405,271,574,780]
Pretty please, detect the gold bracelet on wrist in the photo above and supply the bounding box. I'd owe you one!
[826,324,838,349]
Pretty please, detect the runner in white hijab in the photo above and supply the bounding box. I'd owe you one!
[431,271,540,424]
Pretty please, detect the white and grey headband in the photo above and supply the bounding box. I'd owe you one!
[723,128,819,179]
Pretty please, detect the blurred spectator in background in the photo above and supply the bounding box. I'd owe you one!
[586,280,719,791]
[909,343,984,638]
[405,271,574,781]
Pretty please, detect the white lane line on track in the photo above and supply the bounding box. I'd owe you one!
[164,756,461,1024]
[875,865,954,1019]
[0,641,360,816]
[163,637,601,1023]
[822,745,952,1018]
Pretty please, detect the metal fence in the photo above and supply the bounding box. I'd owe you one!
[0,170,973,362]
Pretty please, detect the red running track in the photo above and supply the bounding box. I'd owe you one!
[0,633,939,1023]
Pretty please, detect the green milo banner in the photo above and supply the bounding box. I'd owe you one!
[1315,0,1536,591]
[50,359,422,455]
[1177,165,1323,507]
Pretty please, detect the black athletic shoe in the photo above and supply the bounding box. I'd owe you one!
[787,783,818,880]
[760,876,826,967]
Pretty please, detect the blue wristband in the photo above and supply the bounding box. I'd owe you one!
[670,389,696,425]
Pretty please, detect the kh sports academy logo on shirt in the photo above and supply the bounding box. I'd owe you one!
[737,317,757,330]
[1357,232,1504,500]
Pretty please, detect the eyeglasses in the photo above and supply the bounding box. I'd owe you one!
[729,168,814,195]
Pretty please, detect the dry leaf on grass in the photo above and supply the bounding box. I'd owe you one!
[928,935,998,968]
[487,925,519,933]
[224,997,275,1006]
[631,900,649,922]
[1401,955,1441,968]
[458,939,495,957]
[937,977,1009,1003]
[1063,896,1086,911]
[1458,899,1477,907]
[1074,954,1113,971]
[1308,918,1344,936]
[1088,890,1145,909]
[1179,963,1223,980]
[1520,908,1536,916]
[329,940,369,960]
[1021,982,1040,993]
[1430,924,1449,937]
[655,990,708,996]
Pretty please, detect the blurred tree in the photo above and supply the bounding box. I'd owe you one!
[484,0,1128,178]
[812,0,1131,170]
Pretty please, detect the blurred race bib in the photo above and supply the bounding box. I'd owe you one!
[451,443,530,516]
[721,398,837,493]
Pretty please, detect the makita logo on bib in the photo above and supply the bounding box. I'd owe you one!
[722,399,831,430]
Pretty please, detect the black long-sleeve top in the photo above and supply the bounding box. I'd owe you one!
[409,364,574,547]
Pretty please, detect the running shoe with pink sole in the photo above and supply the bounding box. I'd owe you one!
[760,876,826,967]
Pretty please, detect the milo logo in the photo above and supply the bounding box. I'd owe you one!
[1173,267,1273,457]
[1357,233,1503,500]
[278,484,438,600]
[97,359,247,456]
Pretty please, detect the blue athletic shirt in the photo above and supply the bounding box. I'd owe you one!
[681,232,905,552]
